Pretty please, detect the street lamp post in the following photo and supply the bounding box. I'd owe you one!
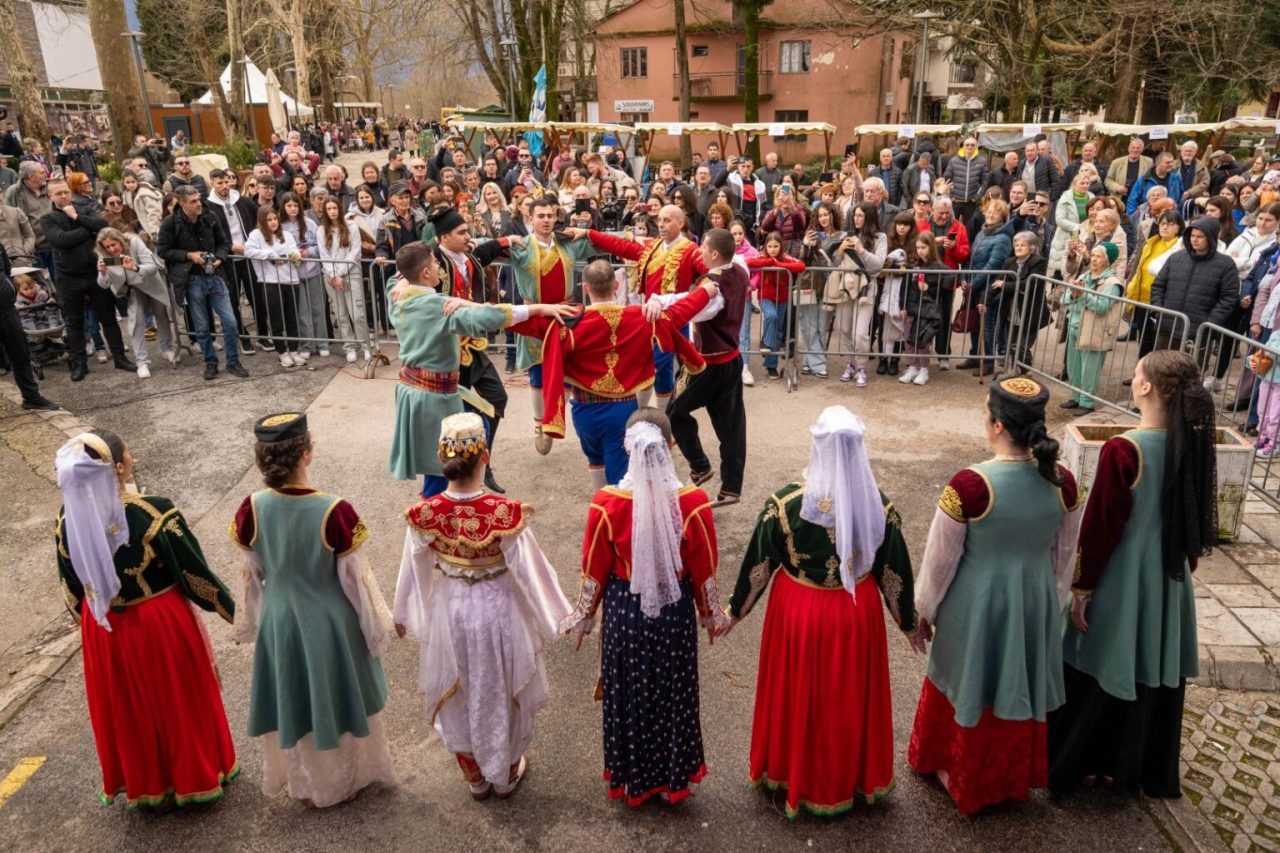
[499,36,518,121]
[911,11,941,125]
[121,31,155,138]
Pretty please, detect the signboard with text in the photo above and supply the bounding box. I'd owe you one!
[614,100,655,113]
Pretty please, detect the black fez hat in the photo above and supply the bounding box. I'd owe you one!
[428,205,466,236]
[254,412,308,443]
[988,377,1050,412]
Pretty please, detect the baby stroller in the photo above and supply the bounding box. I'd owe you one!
[11,262,67,380]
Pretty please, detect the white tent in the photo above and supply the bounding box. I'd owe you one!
[196,60,314,119]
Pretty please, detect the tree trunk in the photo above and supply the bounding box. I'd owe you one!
[289,21,312,118]
[316,52,337,124]
[541,0,563,121]
[0,0,50,143]
[674,0,691,164]
[226,0,246,138]
[85,0,147,160]
[741,0,761,162]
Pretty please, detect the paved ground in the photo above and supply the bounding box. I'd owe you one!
[0,339,1194,850]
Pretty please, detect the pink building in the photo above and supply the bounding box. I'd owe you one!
[593,0,915,160]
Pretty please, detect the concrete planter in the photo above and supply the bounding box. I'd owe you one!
[1062,424,1253,541]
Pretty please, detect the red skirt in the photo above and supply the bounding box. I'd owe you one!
[81,587,238,808]
[907,677,1049,815]
[748,572,895,817]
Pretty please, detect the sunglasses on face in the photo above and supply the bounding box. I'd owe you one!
[175,161,190,166]
[915,198,930,205]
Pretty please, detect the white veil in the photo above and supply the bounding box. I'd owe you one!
[800,406,885,599]
[55,435,128,630]
[618,421,684,618]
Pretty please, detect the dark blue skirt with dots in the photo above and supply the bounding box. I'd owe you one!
[600,574,707,806]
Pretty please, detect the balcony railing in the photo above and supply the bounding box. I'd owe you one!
[949,62,978,85]
[673,71,774,100]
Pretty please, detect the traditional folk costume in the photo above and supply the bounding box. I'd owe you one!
[662,260,751,502]
[1049,429,1198,797]
[586,230,708,399]
[431,208,512,469]
[509,286,711,486]
[908,379,1082,815]
[728,408,917,817]
[54,434,238,809]
[393,413,570,800]
[562,420,730,806]
[232,412,396,808]
[501,232,598,448]
[383,249,527,497]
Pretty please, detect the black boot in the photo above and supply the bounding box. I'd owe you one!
[70,361,88,382]
[114,354,138,372]
[888,358,900,373]
[484,466,505,494]
[876,359,890,375]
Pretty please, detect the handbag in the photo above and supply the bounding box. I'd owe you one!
[1249,348,1275,376]
[951,283,980,333]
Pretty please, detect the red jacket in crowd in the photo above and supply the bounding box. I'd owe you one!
[747,254,806,303]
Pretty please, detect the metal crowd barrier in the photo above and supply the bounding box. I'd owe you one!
[776,266,1002,392]
[1003,273,1192,415]
[1191,320,1280,508]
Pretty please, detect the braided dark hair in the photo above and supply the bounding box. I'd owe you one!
[1142,351,1218,580]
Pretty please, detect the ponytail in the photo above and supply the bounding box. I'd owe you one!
[1026,421,1064,486]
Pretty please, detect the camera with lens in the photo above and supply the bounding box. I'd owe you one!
[200,252,217,275]
[599,199,626,231]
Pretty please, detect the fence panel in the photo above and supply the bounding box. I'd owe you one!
[1192,321,1279,512]
[1005,273,1192,415]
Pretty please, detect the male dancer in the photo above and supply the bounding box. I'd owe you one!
[500,197,598,454]
[385,242,569,498]
[567,205,707,405]
[505,259,716,488]
[429,206,513,491]
[646,228,750,505]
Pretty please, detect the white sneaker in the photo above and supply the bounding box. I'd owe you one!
[1204,377,1223,392]
[95,350,108,363]
[899,366,919,384]
[293,351,310,364]
[279,352,296,367]
[319,347,331,357]
[938,358,951,371]
[345,350,357,363]
[913,367,930,386]
[741,367,755,387]
[162,349,177,364]
[854,368,868,388]
[362,348,371,362]
[213,337,223,350]
[136,363,151,379]
[85,341,94,356]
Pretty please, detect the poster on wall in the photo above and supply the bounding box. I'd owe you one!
[45,103,112,144]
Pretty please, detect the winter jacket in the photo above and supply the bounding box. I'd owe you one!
[868,165,903,205]
[4,182,51,250]
[943,153,990,202]
[1126,168,1184,216]
[127,181,165,239]
[155,207,231,297]
[1015,155,1061,199]
[1105,155,1152,198]
[759,206,808,247]
[1225,228,1278,279]
[970,219,1014,304]
[1176,157,1209,201]
[163,172,209,200]
[1048,190,1092,273]
[1127,235,1182,305]
[916,216,970,273]
[0,201,35,258]
[40,208,107,280]
[996,252,1050,325]
[746,253,805,303]
[721,171,768,228]
[1150,216,1240,334]
[96,234,170,305]
[205,190,258,251]
[1247,246,1280,326]
[899,165,936,205]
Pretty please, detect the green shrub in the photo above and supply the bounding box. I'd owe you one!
[97,159,123,184]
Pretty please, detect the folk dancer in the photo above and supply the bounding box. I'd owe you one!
[724,407,918,817]
[570,205,708,405]
[231,412,396,807]
[908,378,1082,815]
[393,413,571,801]
[643,228,751,504]
[1049,352,1215,797]
[56,430,238,809]
[498,196,599,454]
[561,408,731,806]
[506,259,715,487]
[430,205,515,492]
[384,242,569,498]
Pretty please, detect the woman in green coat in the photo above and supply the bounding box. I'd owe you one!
[1050,350,1217,797]
[1060,241,1125,414]
[232,412,396,807]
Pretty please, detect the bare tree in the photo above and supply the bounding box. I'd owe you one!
[0,0,49,143]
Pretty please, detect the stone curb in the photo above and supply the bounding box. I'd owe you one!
[0,625,81,730]
[1193,645,1280,693]
[1146,795,1229,853]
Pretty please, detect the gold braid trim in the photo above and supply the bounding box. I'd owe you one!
[337,519,370,557]
[183,571,232,623]
[938,485,965,522]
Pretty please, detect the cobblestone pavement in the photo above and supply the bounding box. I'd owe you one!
[1182,684,1280,851]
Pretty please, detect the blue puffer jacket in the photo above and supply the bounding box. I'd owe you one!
[1126,168,1184,216]
[969,219,1014,303]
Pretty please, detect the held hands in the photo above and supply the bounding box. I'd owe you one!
[1070,593,1090,632]
[330,275,345,292]
[700,608,733,644]
[506,234,526,248]
[394,623,407,639]
[563,616,595,651]
[530,303,578,320]
[907,618,932,654]
[443,296,473,315]
[562,227,590,241]
[642,296,665,322]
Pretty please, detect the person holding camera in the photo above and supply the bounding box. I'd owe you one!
[127,135,170,184]
[96,227,175,379]
[41,179,135,381]
[157,186,248,380]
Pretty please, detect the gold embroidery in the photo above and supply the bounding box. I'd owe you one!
[630,236,694,295]
[824,555,841,587]
[260,412,302,428]
[61,580,79,615]
[105,522,122,538]
[880,568,904,626]
[817,495,833,514]
[55,514,69,559]
[999,377,1042,398]
[775,489,811,568]
[739,559,772,618]
[183,571,231,622]
[588,304,628,394]
[939,485,965,522]
[164,517,184,538]
[337,519,370,557]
